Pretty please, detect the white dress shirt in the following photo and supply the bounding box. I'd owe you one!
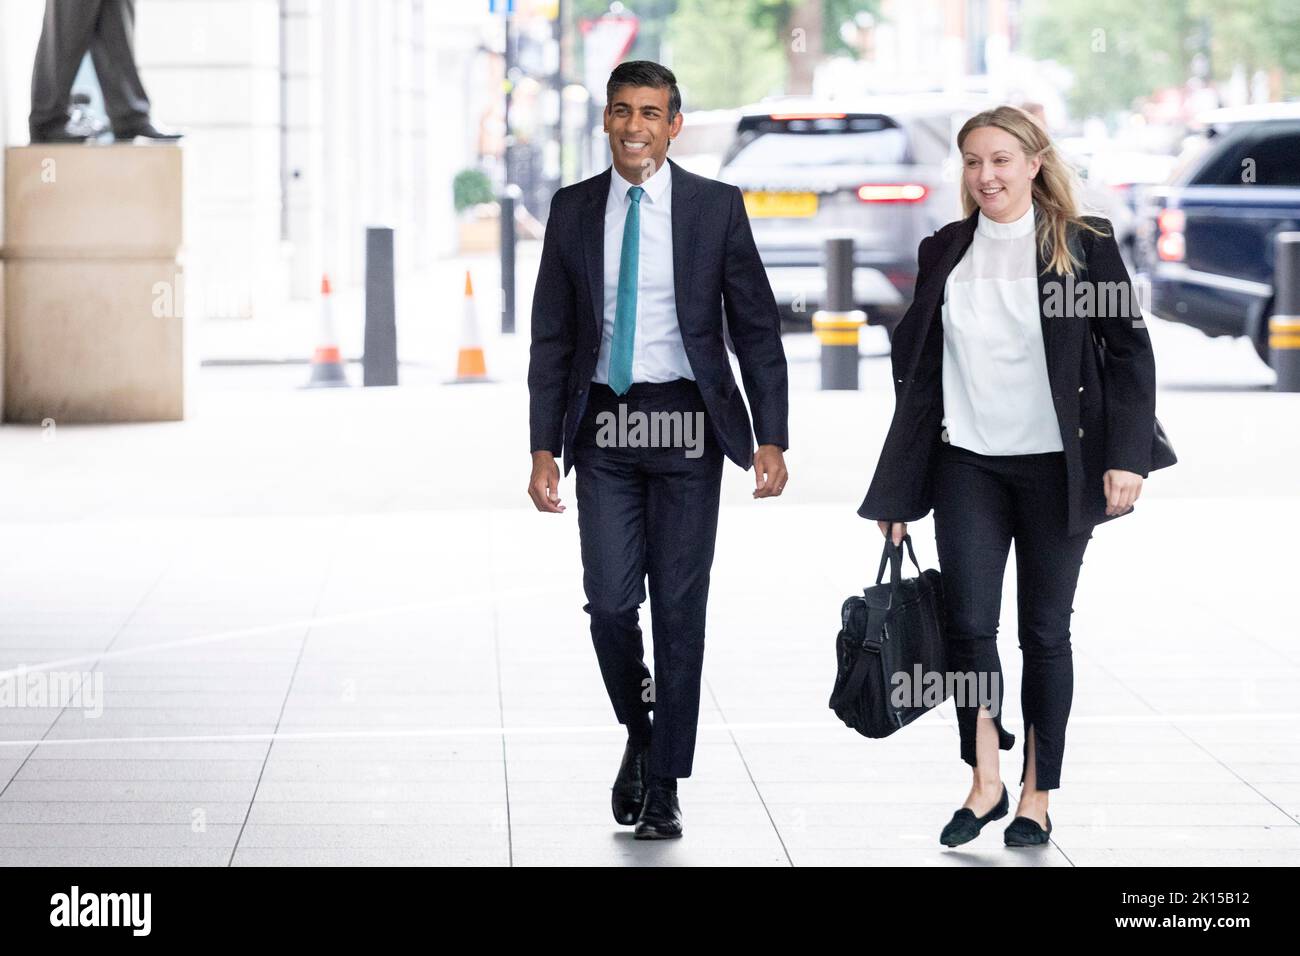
[940,202,1063,455]
[592,161,695,385]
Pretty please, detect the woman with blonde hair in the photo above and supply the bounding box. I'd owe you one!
[858,105,1174,847]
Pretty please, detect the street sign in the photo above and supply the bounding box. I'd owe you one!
[580,15,639,103]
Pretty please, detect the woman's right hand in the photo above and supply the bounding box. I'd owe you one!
[877,520,907,546]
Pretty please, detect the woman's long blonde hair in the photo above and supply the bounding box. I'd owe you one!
[956,105,1108,276]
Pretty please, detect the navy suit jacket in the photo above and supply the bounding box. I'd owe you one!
[528,158,789,475]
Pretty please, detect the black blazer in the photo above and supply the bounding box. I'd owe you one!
[858,208,1173,537]
[527,158,789,475]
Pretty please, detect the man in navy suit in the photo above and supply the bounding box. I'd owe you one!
[527,61,789,839]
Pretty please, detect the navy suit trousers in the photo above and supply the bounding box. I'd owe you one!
[572,379,724,779]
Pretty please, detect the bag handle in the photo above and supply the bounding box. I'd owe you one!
[874,533,922,589]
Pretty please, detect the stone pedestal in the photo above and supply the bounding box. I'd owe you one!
[2,145,185,423]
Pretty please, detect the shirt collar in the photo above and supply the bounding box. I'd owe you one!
[977,200,1035,239]
[609,159,671,206]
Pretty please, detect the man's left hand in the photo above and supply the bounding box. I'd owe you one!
[753,445,788,499]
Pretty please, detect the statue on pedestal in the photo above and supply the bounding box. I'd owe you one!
[29,0,182,144]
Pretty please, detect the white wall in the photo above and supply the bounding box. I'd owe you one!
[137,0,284,319]
[0,0,46,246]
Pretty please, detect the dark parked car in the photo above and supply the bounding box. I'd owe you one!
[715,95,991,336]
[1135,103,1300,367]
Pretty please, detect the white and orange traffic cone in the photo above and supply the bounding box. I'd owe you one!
[449,270,493,384]
[305,273,349,387]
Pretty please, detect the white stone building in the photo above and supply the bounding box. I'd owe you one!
[0,0,493,321]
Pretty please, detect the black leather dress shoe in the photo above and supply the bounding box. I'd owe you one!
[113,120,183,141]
[1004,812,1052,846]
[634,783,682,839]
[30,126,91,144]
[939,783,1008,847]
[611,739,649,825]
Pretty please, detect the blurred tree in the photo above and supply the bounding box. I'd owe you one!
[1206,0,1300,91]
[1024,0,1193,117]
[1025,0,1300,117]
[751,1,881,94]
[571,0,880,107]
[667,0,786,108]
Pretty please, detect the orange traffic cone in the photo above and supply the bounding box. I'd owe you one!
[449,270,493,384]
[305,273,349,387]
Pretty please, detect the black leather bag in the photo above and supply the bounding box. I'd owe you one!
[829,535,949,738]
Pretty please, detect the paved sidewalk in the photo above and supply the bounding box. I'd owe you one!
[0,311,1297,866]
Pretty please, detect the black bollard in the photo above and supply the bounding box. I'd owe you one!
[812,237,864,390]
[363,226,398,386]
[1271,232,1300,391]
[500,185,520,335]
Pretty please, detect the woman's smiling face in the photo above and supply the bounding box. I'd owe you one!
[961,125,1042,222]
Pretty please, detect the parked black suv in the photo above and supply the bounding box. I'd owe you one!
[1135,104,1300,367]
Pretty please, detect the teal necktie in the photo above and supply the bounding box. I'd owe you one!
[608,185,644,396]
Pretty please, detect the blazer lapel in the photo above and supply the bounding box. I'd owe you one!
[580,167,611,339]
[1035,212,1060,387]
[668,158,700,329]
[923,209,979,303]
[901,209,978,384]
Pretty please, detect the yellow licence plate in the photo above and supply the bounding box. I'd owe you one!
[743,191,818,218]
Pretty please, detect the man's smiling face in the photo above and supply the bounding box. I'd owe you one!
[603,85,683,184]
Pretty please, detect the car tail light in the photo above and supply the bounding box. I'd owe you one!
[1156,208,1185,262]
[856,183,928,203]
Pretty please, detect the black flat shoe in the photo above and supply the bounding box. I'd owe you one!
[611,738,649,825]
[939,784,1008,847]
[634,783,682,839]
[1004,812,1052,846]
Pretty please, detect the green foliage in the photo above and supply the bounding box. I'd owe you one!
[570,0,880,108]
[1208,0,1300,79]
[823,0,881,56]
[1024,0,1300,117]
[453,168,495,214]
[748,0,880,56]
[667,0,786,108]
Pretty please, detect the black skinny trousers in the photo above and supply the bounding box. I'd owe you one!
[931,439,1092,791]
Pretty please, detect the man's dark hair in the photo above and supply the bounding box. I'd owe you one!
[606,60,681,120]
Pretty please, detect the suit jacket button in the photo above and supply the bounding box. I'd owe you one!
[1078,386,1084,392]
[940,428,949,443]
[1078,427,1085,437]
